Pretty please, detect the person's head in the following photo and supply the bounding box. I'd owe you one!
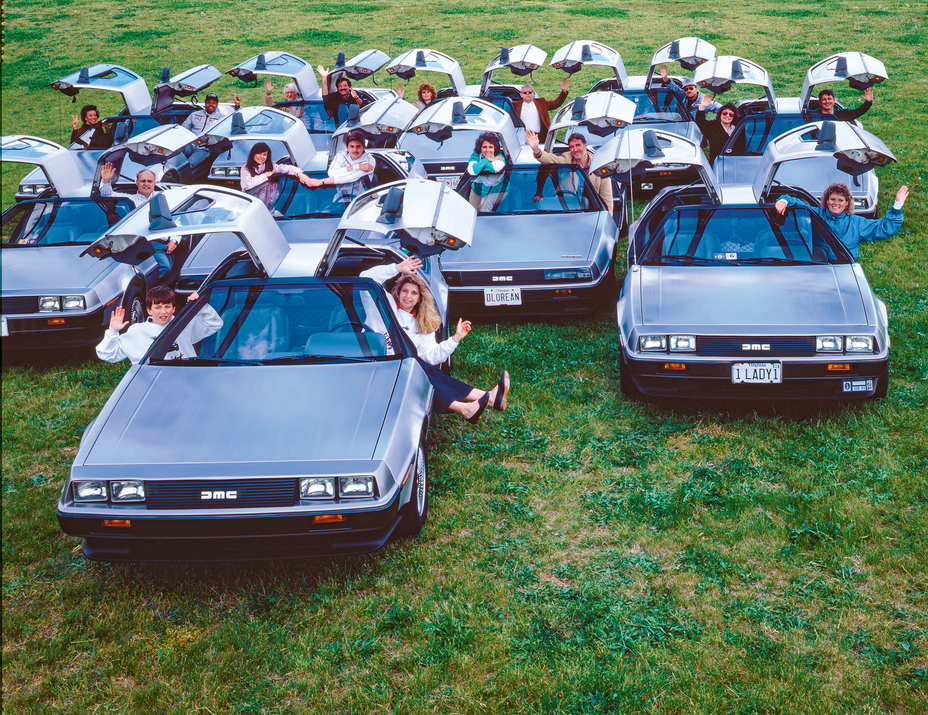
[345,132,366,160]
[146,285,176,325]
[246,142,273,173]
[80,105,99,125]
[135,169,156,198]
[566,133,589,162]
[818,88,836,114]
[717,103,738,126]
[821,182,854,216]
[474,132,501,158]
[204,93,219,115]
[519,85,536,103]
[682,78,699,102]
[284,83,300,101]
[336,76,352,97]
[417,82,437,104]
[391,273,441,334]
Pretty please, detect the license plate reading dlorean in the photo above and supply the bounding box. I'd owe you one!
[484,287,522,306]
[732,362,782,384]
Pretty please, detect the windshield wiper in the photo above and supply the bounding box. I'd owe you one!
[277,212,340,220]
[649,255,734,265]
[149,356,258,366]
[733,257,826,266]
[258,354,377,364]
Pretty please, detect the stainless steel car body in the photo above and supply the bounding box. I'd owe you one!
[57,181,476,561]
[591,126,895,400]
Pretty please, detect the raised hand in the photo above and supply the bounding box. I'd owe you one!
[863,87,874,103]
[101,162,116,184]
[453,318,472,342]
[72,115,80,130]
[560,76,569,92]
[896,185,909,205]
[396,256,423,275]
[264,78,274,94]
[109,305,129,332]
[525,129,540,151]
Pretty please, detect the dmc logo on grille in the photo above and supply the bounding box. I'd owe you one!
[201,490,237,500]
[492,276,513,282]
[742,343,771,351]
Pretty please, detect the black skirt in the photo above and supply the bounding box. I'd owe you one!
[419,361,473,414]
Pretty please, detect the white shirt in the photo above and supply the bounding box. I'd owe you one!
[328,149,377,201]
[519,101,541,133]
[96,305,223,364]
[181,106,232,135]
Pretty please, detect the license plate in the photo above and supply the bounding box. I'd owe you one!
[1,317,7,338]
[484,287,522,306]
[437,175,459,188]
[842,378,873,393]
[732,362,781,384]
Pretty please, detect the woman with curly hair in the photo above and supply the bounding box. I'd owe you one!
[70,104,114,149]
[240,141,311,209]
[398,82,439,111]
[361,256,510,424]
[775,183,909,260]
[467,131,508,212]
[695,98,738,164]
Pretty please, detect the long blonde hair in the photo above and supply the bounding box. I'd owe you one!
[391,273,441,334]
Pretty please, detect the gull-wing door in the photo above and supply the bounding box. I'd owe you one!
[544,93,636,151]
[480,45,548,95]
[386,49,467,97]
[81,185,290,276]
[752,120,895,203]
[694,56,776,110]
[227,52,320,99]
[645,37,716,86]
[327,49,391,85]
[405,96,522,158]
[328,96,418,161]
[50,65,152,116]
[151,64,222,114]
[1,135,85,197]
[591,128,721,202]
[205,106,317,165]
[799,52,888,112]
[91,124,200,193]
[315,179,476,276]
[549,41,628,91]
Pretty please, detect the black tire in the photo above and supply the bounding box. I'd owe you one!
[619,348,639,398]
[396,438,429,538]
[121,286,145,327]
[873,363,888,399]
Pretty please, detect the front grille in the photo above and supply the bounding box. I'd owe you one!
[697,336,816,358]
[145,479,298,509]
[2,296,39,314]
[457,269,548,287]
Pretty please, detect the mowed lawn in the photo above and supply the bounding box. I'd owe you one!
[2,1,927,713]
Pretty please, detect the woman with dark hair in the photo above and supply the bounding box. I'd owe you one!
[775,183,909,260]
[361,256,510,424]
[240,141,310,209]
[70,105,113,149]
[466,131,508,211]
[695,98,738,164]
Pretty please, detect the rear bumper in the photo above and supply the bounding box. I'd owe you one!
[448,277,613,318]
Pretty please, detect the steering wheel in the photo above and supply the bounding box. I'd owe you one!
[330,319,378,333]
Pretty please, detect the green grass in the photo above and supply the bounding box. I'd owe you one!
[3,0,928,712]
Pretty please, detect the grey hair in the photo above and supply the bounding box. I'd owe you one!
[284,83,299,95]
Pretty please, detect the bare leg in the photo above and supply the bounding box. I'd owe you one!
[461,387,497,404]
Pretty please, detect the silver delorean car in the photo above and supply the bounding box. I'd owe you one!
[57,179,475,561]
[592,122,895,400]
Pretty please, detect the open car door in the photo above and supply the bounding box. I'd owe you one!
[479,45,548,95]
[1,136,86,198]
[799,52,888,113]
[694,56,776,109]
[328,96,419,160]
[227,52,320,99]
[645,37,716,87]
[326,49,391,86]
[151,64,222,114]
[91,124,201,193]
[544,93,636,151]
[549,41,628,92]
[50,64,152,117]
[386,49,468,97]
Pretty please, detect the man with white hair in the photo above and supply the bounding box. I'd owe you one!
[511,77,570,142]
[264,79,305,119]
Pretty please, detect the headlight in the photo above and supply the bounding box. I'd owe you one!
[19,184,35,195]
[73,481,107,502]
[853,198,867,209]
[38,296,61,312]
[639,335,667,351]
[111,481,145,502]
[339,476,374,498]
[227,167,240,177]
[816,336,843,352]
[212,167,227,177]
[669,335,696,352]
[62,295,86,311]
[846,335,874,352]
[300,477,335,499]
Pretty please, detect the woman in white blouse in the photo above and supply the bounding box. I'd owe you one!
[240,142,311,210]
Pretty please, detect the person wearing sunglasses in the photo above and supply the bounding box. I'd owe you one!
[512,77,570,142]
[695,97,739,164]
[264,79,305,119]
[658,64,720,117]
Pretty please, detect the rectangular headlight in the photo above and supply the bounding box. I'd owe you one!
[300,477,335,499]
[853,198,867,209]
[111,481,145,502]
[846,335,874,352]
[669,335,696,352]
[38,296,61,312]
[73,481,107,502]
[212,167,227,177]
[19,184,35,195]
[639,335,667,351]
[816,336,843,352]
[227,167,240,177]
[62,295,86,311]
[339,476,374,498]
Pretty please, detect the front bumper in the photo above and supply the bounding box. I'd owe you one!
[2,307,107,350]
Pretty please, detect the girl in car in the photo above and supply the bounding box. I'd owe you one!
[361,256,510,424]
[466,132,508,212]
[240,142,312,210]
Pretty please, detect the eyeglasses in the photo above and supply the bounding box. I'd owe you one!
[684,86,698,91]
[720,111,735,117]
[284,91,298,97]
[521,90,534,95]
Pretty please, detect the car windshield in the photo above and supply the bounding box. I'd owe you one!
[273,176,348,218]
[213,139,293,167]
[149,282,400,364]
[210,109,299,138]
[1,199,134,247]
[722,115,810,156]
[641,206,848,265]
[622,88,686,122]
[460,165,602,215]
[396,129,489,160]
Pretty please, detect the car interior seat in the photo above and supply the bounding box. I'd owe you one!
[208,292,291,359]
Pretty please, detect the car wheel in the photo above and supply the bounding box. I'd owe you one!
[598,263,618,310]
[396,438,428,538]
[122,286,145,326]
[619,348,639,398]
[873,363,888,400]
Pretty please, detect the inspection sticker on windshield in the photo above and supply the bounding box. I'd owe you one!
[484,287,522,306]
[842,379,873,393]
[714,253,738,260]
[732,362,781,384]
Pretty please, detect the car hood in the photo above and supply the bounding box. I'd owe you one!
[1,245,112,293]
[639,265,868,326]
[84,362,401,465]
[441,212,604,268]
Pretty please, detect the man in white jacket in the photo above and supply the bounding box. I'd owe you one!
[96,286,222,364]
[310,131,376,202]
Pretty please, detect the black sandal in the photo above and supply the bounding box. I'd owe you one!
[493,371,510,411]
[466,392,490,424]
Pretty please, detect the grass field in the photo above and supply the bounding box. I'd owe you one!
[3,1,927,713]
